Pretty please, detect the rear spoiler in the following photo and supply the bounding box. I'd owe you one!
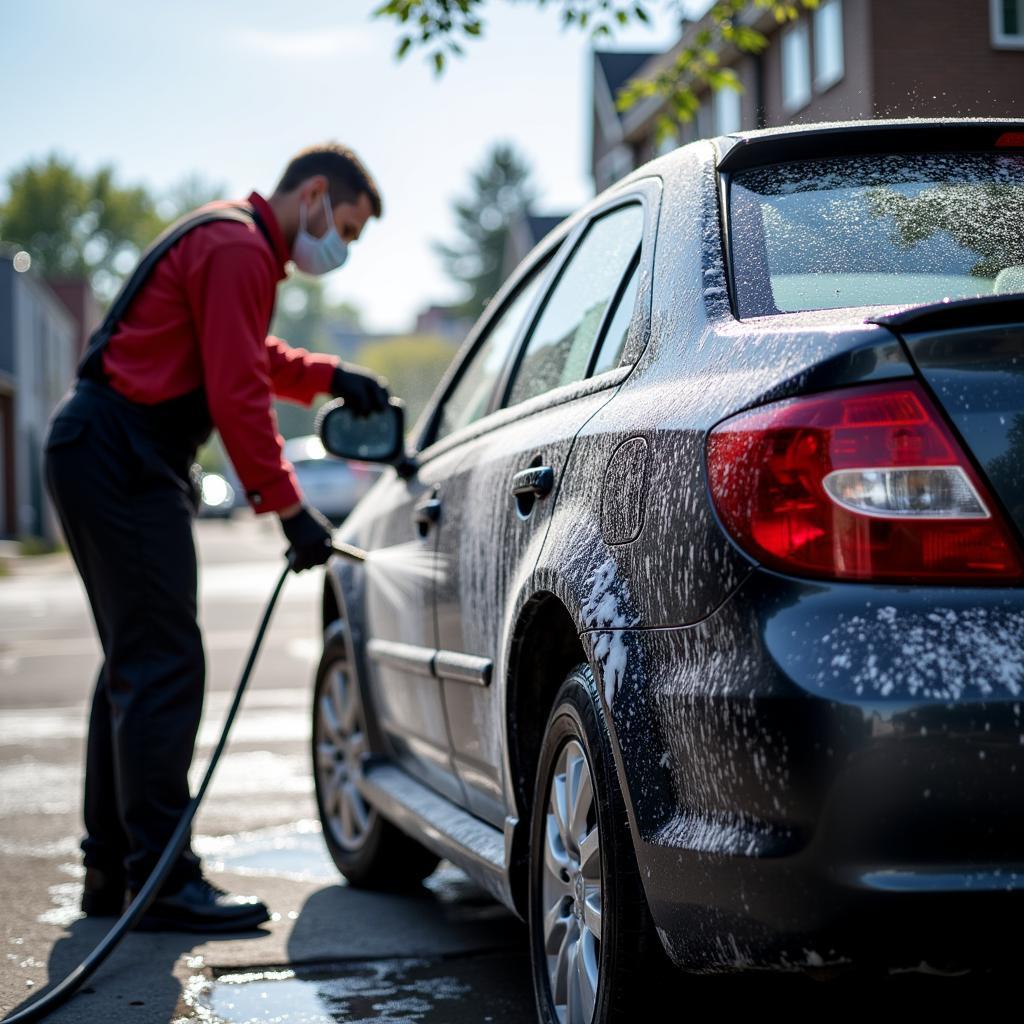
[869,293,1024,333]
[716,120,1024,173]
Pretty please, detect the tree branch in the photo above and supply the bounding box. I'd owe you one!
[373,0,820,132]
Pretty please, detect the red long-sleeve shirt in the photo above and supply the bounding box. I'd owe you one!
[102,191,338,513]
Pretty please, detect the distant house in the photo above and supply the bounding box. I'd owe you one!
[592,0,1024,191]
[591,49,660,196]
[500,210,568,283]
[414,304,475,344]
[0,251,78,540]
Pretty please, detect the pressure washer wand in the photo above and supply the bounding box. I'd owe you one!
[331,540,368,563]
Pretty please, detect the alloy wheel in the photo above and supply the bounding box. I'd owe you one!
[542,737,602,1024]
[314,660,375,851]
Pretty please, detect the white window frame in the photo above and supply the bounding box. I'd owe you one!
[714,85,743,136]
[813,0,845,89]
[781,19,812,112]
[991,0,1024,48]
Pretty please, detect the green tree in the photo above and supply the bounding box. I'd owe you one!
[0,155,229,301]
[374,0,820,140]
[270,280,372,440]
[435,142,535,319]
[157,173,227,222]
[272,276,329,351]
[0,153,164,300]
[356,333,459,426]
[270,277,331,439]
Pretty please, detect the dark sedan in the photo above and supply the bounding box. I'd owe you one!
[310,119,1024,1021]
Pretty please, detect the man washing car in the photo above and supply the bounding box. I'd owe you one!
[44,143,389,932]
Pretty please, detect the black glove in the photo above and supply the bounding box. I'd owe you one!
[331,364,390,416]
[281,506,334,572]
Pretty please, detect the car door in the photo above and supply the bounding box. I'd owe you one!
[363,254,560,805]
[430,188,657,826]
[357,444,467,805]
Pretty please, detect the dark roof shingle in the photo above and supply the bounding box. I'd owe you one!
[595,50,657,102]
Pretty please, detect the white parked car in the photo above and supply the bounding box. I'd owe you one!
[283,435,382,522]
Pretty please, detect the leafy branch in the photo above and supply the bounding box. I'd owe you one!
[373,1,820,135]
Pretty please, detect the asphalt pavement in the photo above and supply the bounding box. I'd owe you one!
[0,515,531,1023]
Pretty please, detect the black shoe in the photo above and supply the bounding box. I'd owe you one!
[134,877,270,933]
[81,866,126,917]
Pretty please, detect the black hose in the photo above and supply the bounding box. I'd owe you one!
[3,562,291,1024]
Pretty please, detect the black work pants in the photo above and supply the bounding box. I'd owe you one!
[44,382,206,892]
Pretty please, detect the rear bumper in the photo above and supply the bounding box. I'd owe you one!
[639,841,1024,973]
[589,570,1024,971]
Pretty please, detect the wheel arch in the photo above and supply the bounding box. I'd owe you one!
[505,589,588,914]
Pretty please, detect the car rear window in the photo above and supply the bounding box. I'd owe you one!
[728,152,1024,317]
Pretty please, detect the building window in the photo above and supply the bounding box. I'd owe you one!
[992,0,1024,47]
[813,0,844,88]
[714,86,742,135]
[781,20,811,111]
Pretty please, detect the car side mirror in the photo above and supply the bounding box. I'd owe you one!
[316,398,417,477]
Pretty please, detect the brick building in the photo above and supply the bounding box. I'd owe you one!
[592,0,1024,191]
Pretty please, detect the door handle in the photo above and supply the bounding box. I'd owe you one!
[511,465,554,500]
[413,494,442,535]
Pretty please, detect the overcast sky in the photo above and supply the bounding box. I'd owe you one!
[1,1,707,332]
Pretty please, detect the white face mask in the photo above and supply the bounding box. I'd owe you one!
[291,192,348,276]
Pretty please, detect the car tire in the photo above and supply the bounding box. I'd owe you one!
[528,664,667,1024]
[313,623,439,889]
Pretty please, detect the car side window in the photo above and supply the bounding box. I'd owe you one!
[506,203,643,407]
[433,260,550,444]
[591,258,639,375]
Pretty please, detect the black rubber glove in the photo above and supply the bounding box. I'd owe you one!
[281,506,334,572]
[331,364,390,416]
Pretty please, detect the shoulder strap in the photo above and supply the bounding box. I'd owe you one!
[78,205,274,381]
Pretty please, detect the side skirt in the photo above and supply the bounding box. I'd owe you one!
[358,757,517,911]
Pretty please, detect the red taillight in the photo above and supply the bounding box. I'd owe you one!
[706,381,1024,584]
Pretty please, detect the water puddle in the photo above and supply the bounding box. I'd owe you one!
[183,954,530,1023]
[194,823,496,915]
[195,821,337,883]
